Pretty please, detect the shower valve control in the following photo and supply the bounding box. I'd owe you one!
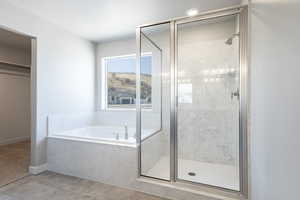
[231,89,240,100]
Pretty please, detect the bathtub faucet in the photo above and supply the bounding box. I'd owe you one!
[124,123,128,140]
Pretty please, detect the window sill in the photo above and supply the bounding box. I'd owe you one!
[98,108,154,112]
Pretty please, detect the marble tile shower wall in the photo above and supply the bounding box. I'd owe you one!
[176,17,240,166]
[177,83,239,165]
[178,105,239,165]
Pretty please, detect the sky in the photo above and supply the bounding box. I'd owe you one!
[107,55,152,75]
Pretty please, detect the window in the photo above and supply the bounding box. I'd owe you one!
[101,54,152,110]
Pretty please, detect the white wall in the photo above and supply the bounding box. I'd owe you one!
[0,1,95,166]
[250,1,300,200]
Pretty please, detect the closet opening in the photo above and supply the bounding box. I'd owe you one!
[0,27,35,186]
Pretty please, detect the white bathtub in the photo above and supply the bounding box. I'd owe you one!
[48,125,157,146]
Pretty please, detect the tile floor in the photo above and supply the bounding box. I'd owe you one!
[0,141,30,187]
[0,171,170,200]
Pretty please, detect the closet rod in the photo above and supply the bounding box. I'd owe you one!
[0,71,30,77]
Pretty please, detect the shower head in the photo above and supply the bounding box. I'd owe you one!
[225,33,240,45]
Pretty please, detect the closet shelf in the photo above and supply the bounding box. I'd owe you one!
[0,60,30,69]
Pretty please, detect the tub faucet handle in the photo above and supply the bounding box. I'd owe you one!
[115,133,119,140]
[124,123,128,140]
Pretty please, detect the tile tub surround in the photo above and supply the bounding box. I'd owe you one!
[0,141,30,187]
[0,171,170,200]
[47,137,240,200]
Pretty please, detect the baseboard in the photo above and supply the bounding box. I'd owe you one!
[29,164,48,175]
[0,136,30,146]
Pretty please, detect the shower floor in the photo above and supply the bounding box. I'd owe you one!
[146,156,239,191]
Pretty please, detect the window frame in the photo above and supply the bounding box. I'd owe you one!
[100,53,152,111]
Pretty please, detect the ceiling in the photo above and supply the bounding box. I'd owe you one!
[6,0,241,42]
[0,28,31,51]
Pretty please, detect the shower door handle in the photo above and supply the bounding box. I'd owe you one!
[231,89,240,100]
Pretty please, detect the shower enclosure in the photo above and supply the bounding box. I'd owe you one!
[136,5,248,196]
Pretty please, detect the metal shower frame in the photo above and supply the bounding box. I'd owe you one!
[136,4,249,198]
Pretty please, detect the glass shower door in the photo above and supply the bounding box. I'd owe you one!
[138,23,171,180]
[176,15,240,191]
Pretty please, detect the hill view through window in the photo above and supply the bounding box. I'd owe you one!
[103,54,152,109]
